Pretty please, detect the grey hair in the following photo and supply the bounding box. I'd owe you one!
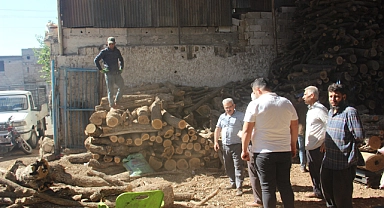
[222,98,234,105]
[251,78,270,91]
[304,86,319,99]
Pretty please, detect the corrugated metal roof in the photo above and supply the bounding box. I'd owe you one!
[60,0,231,28]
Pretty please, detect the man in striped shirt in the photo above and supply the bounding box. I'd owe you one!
[321,83,365,208]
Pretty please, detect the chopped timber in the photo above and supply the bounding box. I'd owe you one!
[360,152,384,172]
[150,98,163,129]
[106,109,123,127]
[164,159,177,171]
[85,124,103,137]
[134,106,150,124]
[89,111,107,126]
[162,110,187,129]
[188,158,201,170]
[164,81,185,97]
[149,156,163,170]
[176,159,189,170]
[109,135,118,143]
[100,124,157,137]
[158,125,174,138]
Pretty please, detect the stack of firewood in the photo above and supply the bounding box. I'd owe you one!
[83,81,254,172]
[269,0,384,114]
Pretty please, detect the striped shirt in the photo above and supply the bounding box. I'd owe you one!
[323,106,364,170]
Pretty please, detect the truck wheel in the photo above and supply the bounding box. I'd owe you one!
[28,131,39,149]
[20,139,33,154]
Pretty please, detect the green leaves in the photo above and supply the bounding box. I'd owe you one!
[34,34,51,83]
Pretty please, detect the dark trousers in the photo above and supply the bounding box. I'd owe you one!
[222,144,244,188]
[320,165,356,208]
[255,152,294,208]
[247,146,262,204]
[307,147,324,197]
[105,73,124,107]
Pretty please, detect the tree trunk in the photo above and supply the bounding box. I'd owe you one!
[150,98,163,129]
[101,124,157,137]
[162,110,187,129]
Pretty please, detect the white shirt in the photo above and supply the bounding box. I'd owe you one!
[305,101,328,150]
[244,92,298,153]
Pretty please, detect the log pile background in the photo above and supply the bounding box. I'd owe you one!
[268,0,384,174]
[84,81,254,172]
[270,0,384,115]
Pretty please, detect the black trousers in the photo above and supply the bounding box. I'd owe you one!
[320,165,356,208]
[307,147,324,197]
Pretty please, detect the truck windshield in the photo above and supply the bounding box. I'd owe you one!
[0,95,28,111]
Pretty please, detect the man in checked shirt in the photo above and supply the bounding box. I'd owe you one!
[321,83,365,208]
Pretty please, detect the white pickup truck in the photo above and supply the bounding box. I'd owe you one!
[0,90,49,149]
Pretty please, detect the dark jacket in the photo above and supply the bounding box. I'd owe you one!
[94,47,124,74]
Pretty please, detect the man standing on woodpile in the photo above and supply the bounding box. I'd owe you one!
[241,78,298,208]
[214,98,245,196]
[321,83,365,208]
[302,86,327,199]
[94,37,125,109]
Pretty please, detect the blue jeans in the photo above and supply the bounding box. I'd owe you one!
[255,152,294,208]
[222,143,244,189]
[298,135,307,168]
[105,73,124,107]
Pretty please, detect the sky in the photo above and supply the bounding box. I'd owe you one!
[0,0,58,56]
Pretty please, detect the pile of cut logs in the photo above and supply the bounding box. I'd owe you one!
[84,81,254,172]
[270,0,384,114]
[358,114,384,174]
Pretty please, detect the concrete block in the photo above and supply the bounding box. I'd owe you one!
[249,25,262,32]
[85,47,94,55]
[262,39,274,45]
[246,12,261,19]
[257,19,273,26]
[232,18,240,26]
[155,27,177,34]
[141,28,156,35]
[85,28,100,35]
[249,38,263,46]
[280,7,296,13]
[181,27,196,34]
[253,32,267,38]
[261,25,274,32]
[231,26,238,32]
[260,12,272,19]
[218,26,231,33]
[127,28,142,35]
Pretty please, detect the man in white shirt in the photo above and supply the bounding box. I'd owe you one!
[302,86,328,199]
[241,78,298,208]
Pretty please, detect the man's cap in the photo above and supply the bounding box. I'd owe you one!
[107,37,116,44]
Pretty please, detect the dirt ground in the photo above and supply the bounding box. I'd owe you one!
[1,146,383,208]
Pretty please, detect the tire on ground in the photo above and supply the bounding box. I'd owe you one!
[28,130,39,149]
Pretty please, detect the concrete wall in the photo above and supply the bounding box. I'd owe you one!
[52,9,295,88]
[22,49,46,86]
[0,56,24,89]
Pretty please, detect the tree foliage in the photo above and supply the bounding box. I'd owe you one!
[34,34,51,83]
